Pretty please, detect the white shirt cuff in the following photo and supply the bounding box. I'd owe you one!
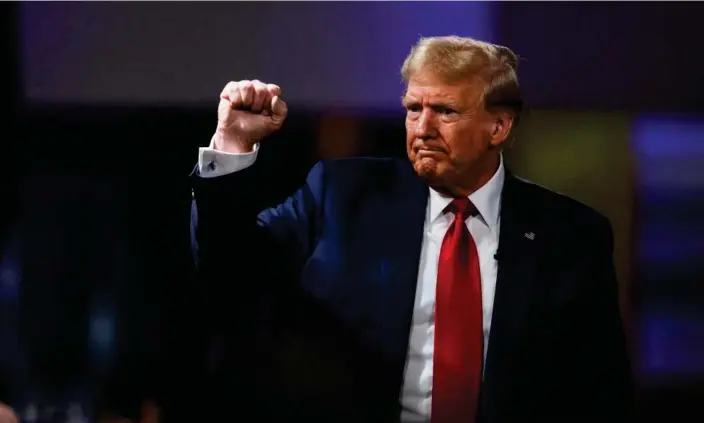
[197,143,259,178]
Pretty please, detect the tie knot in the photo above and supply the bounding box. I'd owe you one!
[445,197,478,220]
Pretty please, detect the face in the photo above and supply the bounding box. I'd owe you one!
[403,71,511,195]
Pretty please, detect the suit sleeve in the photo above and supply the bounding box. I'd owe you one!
[585,216,635,421]
[190,160,327,287]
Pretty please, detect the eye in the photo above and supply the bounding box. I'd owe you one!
[406,103,421,113]
[430,104,457,116]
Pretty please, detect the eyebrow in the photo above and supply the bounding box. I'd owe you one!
[402,98,459,109]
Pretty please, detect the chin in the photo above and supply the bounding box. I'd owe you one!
[413,156,442,180]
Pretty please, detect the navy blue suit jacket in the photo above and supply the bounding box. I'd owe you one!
[190,157,633,423]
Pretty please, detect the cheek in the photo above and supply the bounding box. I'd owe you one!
[405,121,414,137]
[438,127,461,152]
[405,126,416,151]
[442,128,485,162]
[448,123,485,148]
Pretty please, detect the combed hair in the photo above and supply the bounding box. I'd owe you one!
[401,35,523,124]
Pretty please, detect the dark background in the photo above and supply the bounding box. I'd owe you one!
[2,2,704,422]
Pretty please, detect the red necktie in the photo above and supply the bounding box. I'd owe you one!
[431,197,484,423]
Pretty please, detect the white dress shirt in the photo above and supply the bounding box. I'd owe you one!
[197,144,505,423]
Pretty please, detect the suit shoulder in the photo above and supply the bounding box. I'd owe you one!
[314,156,407,182]
[320,156,403,172]
[514,175,612,231]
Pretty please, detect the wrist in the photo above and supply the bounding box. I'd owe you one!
[211,131,256,154]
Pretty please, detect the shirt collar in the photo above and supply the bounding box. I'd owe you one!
[427,155,505,231]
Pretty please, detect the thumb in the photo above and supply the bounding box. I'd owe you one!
[270,95,288,124]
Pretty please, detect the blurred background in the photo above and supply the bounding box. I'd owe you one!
[1,2,703,422]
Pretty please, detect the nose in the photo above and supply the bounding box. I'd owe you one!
[414,109,438,140]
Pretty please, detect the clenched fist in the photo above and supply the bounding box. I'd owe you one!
[213,79,288,153]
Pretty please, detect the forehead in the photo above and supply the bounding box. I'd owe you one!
[404,71,482,104]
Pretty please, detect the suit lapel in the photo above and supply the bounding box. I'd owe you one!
[376,160,429,376]
[480,172,543,418]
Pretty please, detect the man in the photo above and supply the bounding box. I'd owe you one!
[191,36,633,422]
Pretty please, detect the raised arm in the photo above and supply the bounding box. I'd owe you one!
[190,80,325,279]
[190,158,326,279]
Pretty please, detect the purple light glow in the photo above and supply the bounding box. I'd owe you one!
[641,309,704,381]
[632,115,704,382]
[632,115,704,190]
[20,2,495,109]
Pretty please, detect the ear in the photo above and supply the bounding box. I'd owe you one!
[489,111,515,148]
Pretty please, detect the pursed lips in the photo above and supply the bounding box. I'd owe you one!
[415,144,446,155]
[413,139,444,152]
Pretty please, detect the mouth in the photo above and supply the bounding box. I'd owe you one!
[413,140,445,153]
[415,146,445,157]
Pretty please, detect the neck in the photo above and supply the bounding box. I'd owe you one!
[432,152,501,198]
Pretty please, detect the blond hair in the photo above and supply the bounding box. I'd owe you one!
[401,35,523,123]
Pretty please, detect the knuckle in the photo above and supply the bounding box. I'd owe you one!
[240,87,253,99]
[239,81,253,92]
[222,81,236,95]
[253,83,266,94]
